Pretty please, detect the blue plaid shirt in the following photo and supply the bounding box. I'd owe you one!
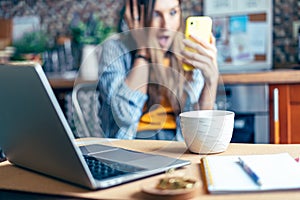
[97,38,204,140]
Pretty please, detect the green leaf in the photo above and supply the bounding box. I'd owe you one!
[13,30,50,53]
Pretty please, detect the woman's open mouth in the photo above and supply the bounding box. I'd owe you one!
[158,35,170,49]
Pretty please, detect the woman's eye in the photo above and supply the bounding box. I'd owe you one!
[170,9,177,16]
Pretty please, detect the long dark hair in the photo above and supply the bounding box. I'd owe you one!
[144,0,186,116]
[119,0,187,116]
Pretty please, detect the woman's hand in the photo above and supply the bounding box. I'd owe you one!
[182,33,219,109]
[181,33,219,87]
[124,0,148,51]
[124,0,144,29]
[124,0,149,94]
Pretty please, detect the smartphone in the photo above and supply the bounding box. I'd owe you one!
[183,16,212,71]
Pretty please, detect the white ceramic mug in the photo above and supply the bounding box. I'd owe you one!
[179,110,235,154]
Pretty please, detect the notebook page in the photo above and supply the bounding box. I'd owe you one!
[238,153,300,190]
[201,153,300,194]
[202,156,260,193]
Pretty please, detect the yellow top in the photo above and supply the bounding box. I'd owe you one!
[137,58,176,131]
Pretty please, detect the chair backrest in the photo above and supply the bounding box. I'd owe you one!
[72,82,104,138]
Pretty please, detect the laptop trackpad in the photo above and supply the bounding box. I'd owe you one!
[127,156,183,170]
[79,144,119,155]
[91,148,150,162]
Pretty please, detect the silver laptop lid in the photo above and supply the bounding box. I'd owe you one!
[0,62,95,188]
[0,62,190,189]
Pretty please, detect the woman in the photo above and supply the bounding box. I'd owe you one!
[97,0,219,140]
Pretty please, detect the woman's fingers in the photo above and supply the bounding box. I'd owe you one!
[182,51,218,85]
[210,33,216,46]
[125,0,131,25]
[183,39,212,61]
[132,0,139,23]
[182,33,219,84]
[182,33,218,65]
[124,0,147,48]
[139,3,144,25]
[186,33,217,54]
[189,34,211,49]
[124,0,141,29]
[182,50,210,70]
[125,0,144,29]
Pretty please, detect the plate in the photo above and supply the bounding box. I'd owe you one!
[141,177,199,200]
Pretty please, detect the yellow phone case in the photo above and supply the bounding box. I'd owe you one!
[183,16,212,71]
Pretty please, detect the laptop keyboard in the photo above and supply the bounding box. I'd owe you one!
[84,155,144,180]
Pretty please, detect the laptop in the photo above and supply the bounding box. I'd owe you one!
[0,62,190,189]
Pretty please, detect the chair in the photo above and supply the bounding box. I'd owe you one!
[71,82,104,138]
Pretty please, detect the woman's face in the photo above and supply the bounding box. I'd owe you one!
[150,0,181,51]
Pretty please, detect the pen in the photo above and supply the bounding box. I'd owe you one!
[238,157,262,186]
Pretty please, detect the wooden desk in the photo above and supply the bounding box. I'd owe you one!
[1,138,300,199]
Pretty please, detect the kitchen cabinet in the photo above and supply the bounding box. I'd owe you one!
[269,84,300,144]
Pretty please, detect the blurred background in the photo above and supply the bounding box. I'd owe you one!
[0,0,300,146]
[0,0,299,70]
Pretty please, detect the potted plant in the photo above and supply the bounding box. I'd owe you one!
[69,13,115,70]
[12,30,50,63]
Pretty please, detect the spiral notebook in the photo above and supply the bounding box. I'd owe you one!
[201,153,300,194]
